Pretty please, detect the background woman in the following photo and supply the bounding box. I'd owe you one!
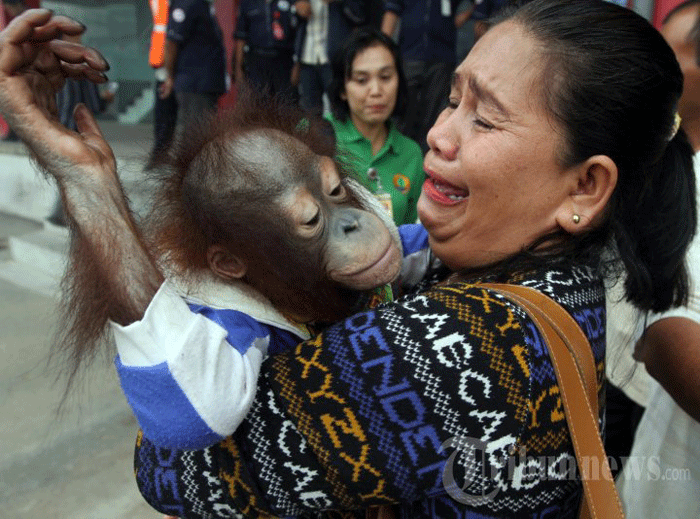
[326,26,424,226]
[0,0,695,517]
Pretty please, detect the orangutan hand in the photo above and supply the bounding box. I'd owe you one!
[0,9,116,186]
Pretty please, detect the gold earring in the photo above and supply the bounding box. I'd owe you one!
[572,214,581,224]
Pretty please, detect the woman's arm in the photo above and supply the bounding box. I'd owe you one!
[136,283,548,517]
[638,316,700,422]
[116,224,428,451]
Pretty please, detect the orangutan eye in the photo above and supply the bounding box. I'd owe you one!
[329,183,345,197]
[304,211,321,227]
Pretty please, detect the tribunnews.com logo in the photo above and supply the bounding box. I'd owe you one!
[440,436,693,505]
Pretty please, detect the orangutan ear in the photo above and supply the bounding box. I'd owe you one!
[207,245,247,280]
[556,155,618,234]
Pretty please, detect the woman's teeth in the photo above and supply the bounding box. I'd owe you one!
[433,179,468,201]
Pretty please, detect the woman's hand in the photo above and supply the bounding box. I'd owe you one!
[0,9,115,185]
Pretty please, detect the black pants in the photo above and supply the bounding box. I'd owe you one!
[152,80,178,159]
[245,51,298,104]
[605,383,645,479]
[399,60,453,154]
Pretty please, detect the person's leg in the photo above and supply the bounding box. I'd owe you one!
[174,91,191,134]
[416,61,453,154]
[152,81,178,158]
[299,63,324,115]
[270,55,298,104]
[175,91,219,136]
[243,53,273,96]
[397,60,426,145]
[200,92,220,114]
[605,383,645,479]
[319,62,333,114]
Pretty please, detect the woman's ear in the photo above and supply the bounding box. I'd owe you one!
[556,155,618,234]
[207,245,247,280]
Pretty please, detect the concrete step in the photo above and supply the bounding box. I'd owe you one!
[117,87,155,125]
[0,222,68,297]
[0,258,61,299]
[0,120,152,229]
[0,180,155,298]
[0,151,58,223]
[9,223,68,274]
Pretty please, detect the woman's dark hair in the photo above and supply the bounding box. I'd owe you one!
[328,26,408,122]
[480,0,696,313]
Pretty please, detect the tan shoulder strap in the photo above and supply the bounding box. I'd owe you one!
[482,283,624,519]
[483,283,598,409]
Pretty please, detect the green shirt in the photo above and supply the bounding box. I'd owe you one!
[325,113,425,226]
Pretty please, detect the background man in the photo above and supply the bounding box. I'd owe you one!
[148,0,178,163]
[160,0,227,133]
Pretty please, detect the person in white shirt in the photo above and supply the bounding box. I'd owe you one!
[617,2,700,517]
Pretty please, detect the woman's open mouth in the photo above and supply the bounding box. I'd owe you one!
[422,173,469,205]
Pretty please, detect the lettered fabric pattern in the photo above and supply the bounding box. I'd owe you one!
[135,264,605,519]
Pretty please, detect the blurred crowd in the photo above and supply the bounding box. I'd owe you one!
[145,0,511,226]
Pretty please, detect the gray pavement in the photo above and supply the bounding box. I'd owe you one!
[0,122,162,518]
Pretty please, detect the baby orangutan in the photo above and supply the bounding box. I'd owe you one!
[147,91,403,325]
[44,88,406,448]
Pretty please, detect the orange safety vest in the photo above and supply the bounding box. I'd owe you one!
[149,0,168,68]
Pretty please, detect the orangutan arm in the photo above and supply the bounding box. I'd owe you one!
[0,10,163,322]
[0,10,164,395]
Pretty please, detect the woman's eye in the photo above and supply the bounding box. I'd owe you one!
[474,117,494,130]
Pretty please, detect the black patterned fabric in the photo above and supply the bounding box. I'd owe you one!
[135,262,605,519]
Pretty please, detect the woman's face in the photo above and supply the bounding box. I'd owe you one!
[419,21,579,270]
[343,44,399,129]
[661,5,700,124]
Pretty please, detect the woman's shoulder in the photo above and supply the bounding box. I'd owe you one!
[520,261,605,329]
[324,112,364,144]
[419,262,604,313]
[458,263,606,351]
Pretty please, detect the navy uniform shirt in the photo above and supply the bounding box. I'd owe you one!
[384,0,461,63]
[471,0,510,20]
[167,0,226,94]
[235,0,298,55]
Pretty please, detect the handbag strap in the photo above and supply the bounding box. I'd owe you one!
[482,283,624,519]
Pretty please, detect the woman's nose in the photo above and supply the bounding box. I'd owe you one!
[426,113,458,160]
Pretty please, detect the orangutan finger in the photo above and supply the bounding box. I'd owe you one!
[47,40,109,72]
[0,9,54,45]
[60,62,108,83]
[28,15,86,42]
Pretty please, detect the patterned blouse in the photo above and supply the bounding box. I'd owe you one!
[135,261,606,519]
